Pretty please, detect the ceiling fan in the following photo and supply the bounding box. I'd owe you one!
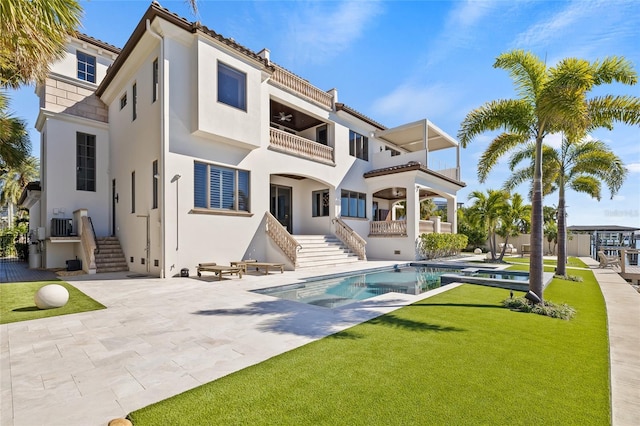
[275,111,292,122]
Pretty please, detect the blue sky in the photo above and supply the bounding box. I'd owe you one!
[9,0,640,227]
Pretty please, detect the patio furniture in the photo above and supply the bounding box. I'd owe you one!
[245,262,285,275]
[521,244,531,257]
[196,263,243,280]
[597,251,620,269]
[499,243,518,254]
[230,259,257,274]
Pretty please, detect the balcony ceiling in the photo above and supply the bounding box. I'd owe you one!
[270,100,323,132]
[376,119,458,152]
[374,187,440,200]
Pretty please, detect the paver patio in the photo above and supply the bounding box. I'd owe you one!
[1,258,638,425]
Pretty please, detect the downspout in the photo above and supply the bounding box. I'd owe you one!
[146,19,166,278]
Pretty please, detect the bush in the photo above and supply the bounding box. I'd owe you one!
[417,233,468,259]
[554,274,583,282]
[502,296,576,320]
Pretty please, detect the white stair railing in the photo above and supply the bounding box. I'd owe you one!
[265,211,301,266]
[332,218,367,260]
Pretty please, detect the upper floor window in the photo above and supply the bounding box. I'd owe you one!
[341,190,366,218]
[132,83,137,120]
[76,132,96,191]
[218,62,246,111]
[194,162,250,212]
[316,125,328,146]
[152,58,159,102]
[77,51,96,83]
[349,130,368,161]
[312,189,330,217]
[120,93,127,109]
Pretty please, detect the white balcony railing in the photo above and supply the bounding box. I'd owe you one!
[419,220,434,234]
[269,128,334,165]
[271,66,333,109]
[369,220,407,236]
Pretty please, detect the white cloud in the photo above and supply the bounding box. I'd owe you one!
[513,1,592,48]
[626,163,640,173]
[543,133,563,149]
[284,1,383,64]
[612,195,626,201]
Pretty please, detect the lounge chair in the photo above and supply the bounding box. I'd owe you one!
[499,243,518,255]
[597,251,620,269]
[197,262,243,280]
[233,261,284,275]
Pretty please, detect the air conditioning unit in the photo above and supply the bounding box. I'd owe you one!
[51,218,73,237]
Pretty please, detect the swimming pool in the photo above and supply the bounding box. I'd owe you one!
[253,264,530,308]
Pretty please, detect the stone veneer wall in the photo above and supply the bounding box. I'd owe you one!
[39,76,108,123]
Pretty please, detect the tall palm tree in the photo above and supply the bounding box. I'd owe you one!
[0,156,39,227]
[0,0,82,88]
[0,93,31,169]
[505,137,626,276]
[466,189,509,261]
[496,193,531,261]
[458,50,640,301]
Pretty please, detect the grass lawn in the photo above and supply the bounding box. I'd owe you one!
[129,269,609,425]
[0,281,105,324]
[505,256,589,268]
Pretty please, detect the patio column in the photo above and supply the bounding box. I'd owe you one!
[406,184,419,240]
[447,197,458,233]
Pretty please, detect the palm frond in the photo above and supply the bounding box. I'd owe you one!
[477,132,528,182]
[458,99,532,147]
[493,50,547,102]
[587,95,640,130]
[569,175,601,200]
[590,56,638,86]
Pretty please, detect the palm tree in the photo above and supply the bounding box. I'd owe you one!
[458,50,640,301]
[466,189,509,261]
[0,156,38,227]
[0,0,82,88]
[0,93,31,169]
[505,136,626,275]
[496,193,531,261]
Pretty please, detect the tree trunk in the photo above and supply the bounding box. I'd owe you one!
[498,236,508,261]
[556,180,567,276]
[529,136,544,301]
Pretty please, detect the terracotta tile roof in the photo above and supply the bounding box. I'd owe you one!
[363,161,466,187]
[76,33,121,54]
[335,103,386,130]
[97,1,273,96]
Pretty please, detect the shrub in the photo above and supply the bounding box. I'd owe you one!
[417,233,468,259]
[502,296,576,320]
[554,274,583,282]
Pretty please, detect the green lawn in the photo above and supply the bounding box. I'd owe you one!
[0,281,105,324]
[129,269,609,425]
[505,256,589,268]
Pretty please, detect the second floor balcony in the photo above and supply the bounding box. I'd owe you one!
[373,119,461,183]
[269,127,334,165]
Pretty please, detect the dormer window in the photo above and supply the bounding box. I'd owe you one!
[77,51,96,83]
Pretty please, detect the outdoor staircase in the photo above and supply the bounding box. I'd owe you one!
[294,235,361,269]
[94,236,129,273]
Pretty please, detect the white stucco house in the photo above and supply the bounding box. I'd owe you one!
[21,2,465,277]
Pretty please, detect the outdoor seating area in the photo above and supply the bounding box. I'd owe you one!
[597,251,620,269]
[499,243,518,254]
[235,261,285,275]
[521,244,531,257]
[196,263,243,280]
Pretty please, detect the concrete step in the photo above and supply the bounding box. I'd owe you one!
[96,266,129,273]
[296,257,361,269]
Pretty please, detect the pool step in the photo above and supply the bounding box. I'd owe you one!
[294,235,362,269]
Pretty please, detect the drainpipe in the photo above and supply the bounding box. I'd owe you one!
[146,19,166,278]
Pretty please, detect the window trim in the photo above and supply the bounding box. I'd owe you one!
[217,61,247,111]
[349,130,369,161]
[76,132,96,192]
[132,82,137,121]
[120,93,127,110]
[340,189,366,219]
[131,171,136,213]
[152,58,158,103]
[76,50,96,83]
[312,189,330,217]
[194,161,250,213]
[152,160,158,209]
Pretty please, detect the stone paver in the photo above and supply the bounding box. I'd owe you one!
[1,258,638,425]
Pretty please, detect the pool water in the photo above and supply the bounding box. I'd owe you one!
[253,266,459,308]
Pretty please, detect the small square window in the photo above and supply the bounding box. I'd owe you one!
[218,62,246,111]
